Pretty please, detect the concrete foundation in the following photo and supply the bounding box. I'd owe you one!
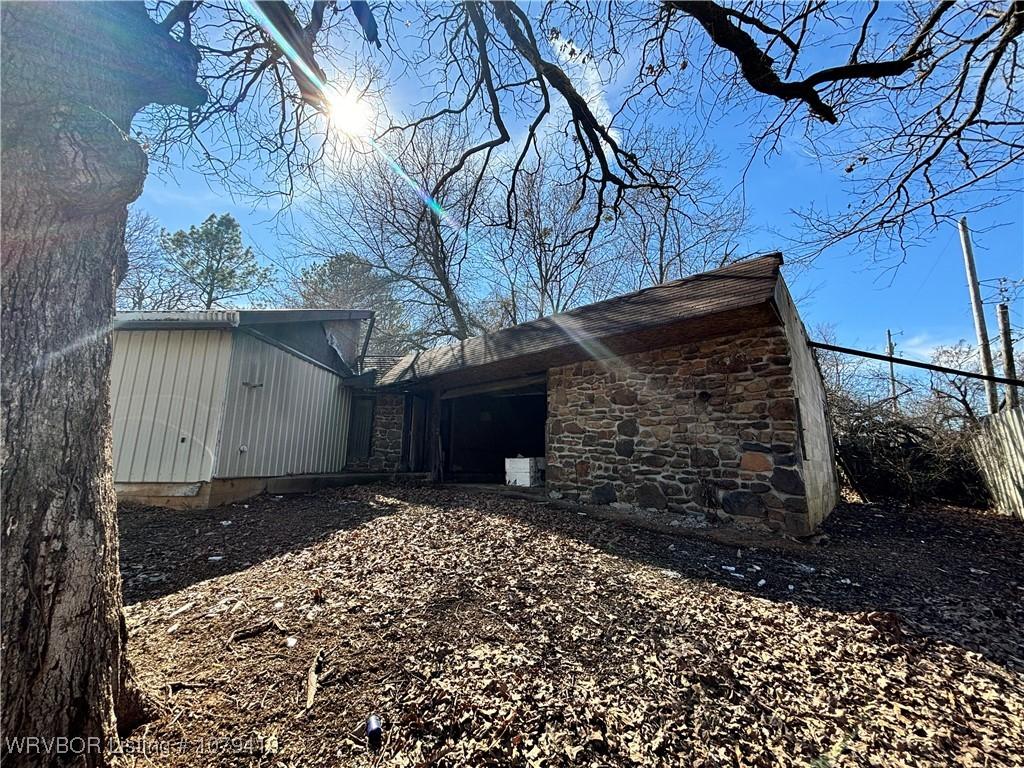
[116,472,430,510]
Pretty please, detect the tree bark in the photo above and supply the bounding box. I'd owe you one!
[1,4,204,765]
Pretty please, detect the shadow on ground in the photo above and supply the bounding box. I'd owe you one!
[120,482,1023,671]
[118,487,406,604]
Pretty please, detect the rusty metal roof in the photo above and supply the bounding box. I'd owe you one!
[378,253,784,387]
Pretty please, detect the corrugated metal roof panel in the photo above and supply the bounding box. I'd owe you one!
[114,311,240,330]
[379,254,783,386]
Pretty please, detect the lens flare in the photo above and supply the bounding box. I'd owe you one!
[240,0,448,220]
[326,88,374,138]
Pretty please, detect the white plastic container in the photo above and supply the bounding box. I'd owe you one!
[505,457,542,487]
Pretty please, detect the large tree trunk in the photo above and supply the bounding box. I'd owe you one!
[1,4,204,765]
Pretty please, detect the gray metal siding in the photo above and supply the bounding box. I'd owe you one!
[111,329,233,483]
[215,332,351,478]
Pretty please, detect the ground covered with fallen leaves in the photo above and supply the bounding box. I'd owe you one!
[120,485,1023,767]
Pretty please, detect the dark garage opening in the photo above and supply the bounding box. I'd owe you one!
[442,377,547,483]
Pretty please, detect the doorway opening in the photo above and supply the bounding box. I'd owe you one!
[441,376,547,483]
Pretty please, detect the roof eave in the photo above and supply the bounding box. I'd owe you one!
[112,312,240,330]
[378,299,780,389]
[113,308,375,331]
[237,309,374,326]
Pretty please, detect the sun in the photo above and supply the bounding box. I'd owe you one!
[327,88,374,138]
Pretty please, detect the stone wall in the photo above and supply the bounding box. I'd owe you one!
[347,393,404,472]
[546,326,815,534]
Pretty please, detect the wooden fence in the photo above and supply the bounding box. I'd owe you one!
[971,407,1024,520]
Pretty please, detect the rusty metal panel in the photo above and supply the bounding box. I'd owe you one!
[110,329,233,483]
[215,331,351,478]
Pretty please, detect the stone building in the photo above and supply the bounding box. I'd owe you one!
[368,254,839,536]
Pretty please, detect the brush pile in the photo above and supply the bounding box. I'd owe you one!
[831,402,989,507]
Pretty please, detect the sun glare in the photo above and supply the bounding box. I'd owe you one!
[327,89,374,138]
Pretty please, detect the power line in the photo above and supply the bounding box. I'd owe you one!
[808,341,1024,387]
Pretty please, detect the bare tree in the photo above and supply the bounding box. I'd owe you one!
[544,2,1023,259]
[288,252,416,355]
[133,1,1023,256]
[292,121,489,343]
[5,1,1022,759]
[812,329,992,505]
[116,207,192,311]
[925,341,987,428]
[614,129,747,288]
[814,327,995,430]
[812,324,878,407]
[482,143,621,325]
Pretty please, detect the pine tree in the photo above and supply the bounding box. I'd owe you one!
[161,213,272,309]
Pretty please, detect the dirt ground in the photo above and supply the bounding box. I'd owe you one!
[119,484,1024,767]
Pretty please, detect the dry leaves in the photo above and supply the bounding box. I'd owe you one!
[120,486,1024,767]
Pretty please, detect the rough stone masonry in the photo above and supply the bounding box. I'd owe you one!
[347,393,405,472]
[545,326,812,533]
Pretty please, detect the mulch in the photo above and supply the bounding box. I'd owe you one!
[119,485,1024,767]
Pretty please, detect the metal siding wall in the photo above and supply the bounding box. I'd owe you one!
[215,332,351,478]
[111,329,233,483]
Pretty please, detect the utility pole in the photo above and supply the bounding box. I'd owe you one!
[886,329,899,414]
[997,301,1019,409]
[958,216,999,415]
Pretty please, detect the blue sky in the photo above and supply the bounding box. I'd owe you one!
[136,4,1023,362]
[726,131,1023,360]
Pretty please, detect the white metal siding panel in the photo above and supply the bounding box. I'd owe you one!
[111,329,233,483]
[215,332,351,478]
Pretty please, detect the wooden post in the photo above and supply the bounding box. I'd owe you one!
[886,329,898,414]
[958,217,999,414]
[429,385,445,483]
[997,302,1020,410]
